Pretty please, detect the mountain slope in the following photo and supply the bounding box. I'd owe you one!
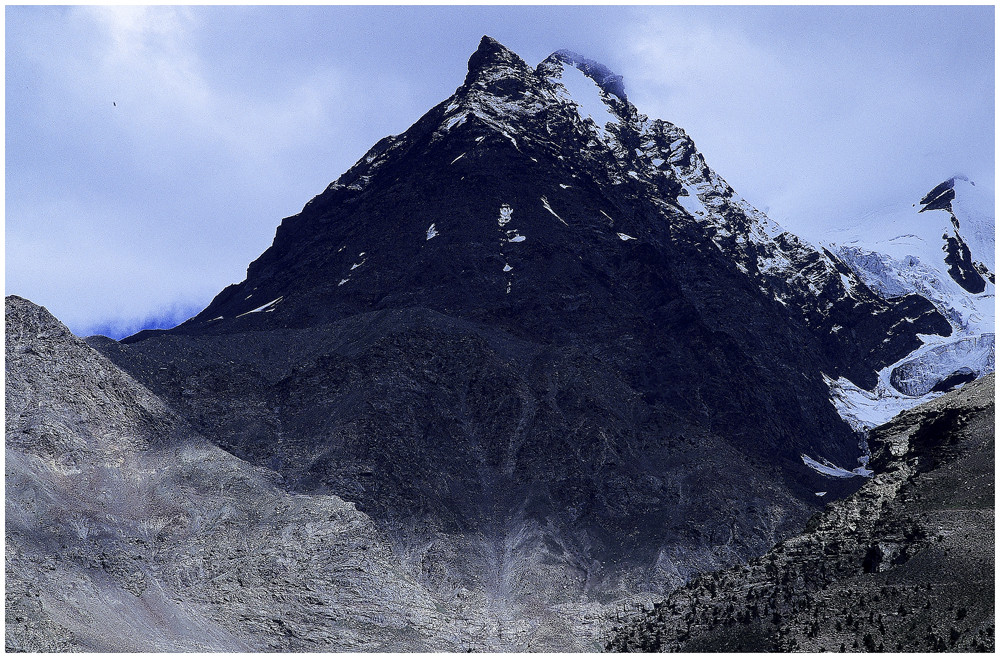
[5,296,466,652]
[607,374,994,652]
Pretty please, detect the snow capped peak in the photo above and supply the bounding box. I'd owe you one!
[818,174,995,428]
[918,175,981,213]
[948,176,994,272]
[822,175,994,302]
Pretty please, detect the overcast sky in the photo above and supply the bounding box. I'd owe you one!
[6,5,994,338]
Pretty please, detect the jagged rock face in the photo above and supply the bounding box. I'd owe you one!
[607,374,995,652]
[83,37,955,646]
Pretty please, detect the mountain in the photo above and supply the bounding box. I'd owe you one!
[28,36,976,649]
[818,176,994,432]
[607,373,994,652]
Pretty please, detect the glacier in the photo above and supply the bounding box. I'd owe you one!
[818,177,994,429]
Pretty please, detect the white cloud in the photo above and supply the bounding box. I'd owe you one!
[65,7,343,172]
[6,6,356,337]
[618,9,994,241]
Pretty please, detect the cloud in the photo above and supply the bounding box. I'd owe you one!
[617,7,994,239]
[6,6,357,337]
[47,7,344,178]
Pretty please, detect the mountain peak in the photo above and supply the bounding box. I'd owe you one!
[919,177,958,212]
[464,35,528,85]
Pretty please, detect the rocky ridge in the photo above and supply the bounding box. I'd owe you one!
[159,37,948,392]
[607,374,995,652]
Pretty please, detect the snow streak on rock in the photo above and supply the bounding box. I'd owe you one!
[540,196,569,226]
[800,453,872,479]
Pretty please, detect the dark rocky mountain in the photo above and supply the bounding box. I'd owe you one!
[78,37,961,648]
[124,39,948,389]
[607,373,994,652]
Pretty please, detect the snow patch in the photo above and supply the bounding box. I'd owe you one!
[338,279,349,286]
[503,264,513,272]
[801,454,872,479]
[498,204,513,226]
[444,113,468,131]
[825,331,995,432]
[236,296,283,318]
[617,233,636,241]
[824,373,929,433]
[450,153,466,165]
[500,130,520,151]
[888,333,994,396]
[508,235,526,243]
[426,223,439,240]
[551,61,619,143]
[676,186,706,217]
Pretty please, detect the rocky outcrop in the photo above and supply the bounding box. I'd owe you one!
[607,374,995,652]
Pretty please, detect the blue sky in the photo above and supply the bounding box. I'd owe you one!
[6,5,994,338]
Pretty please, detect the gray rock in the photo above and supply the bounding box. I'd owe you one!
[5,296,458,651]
